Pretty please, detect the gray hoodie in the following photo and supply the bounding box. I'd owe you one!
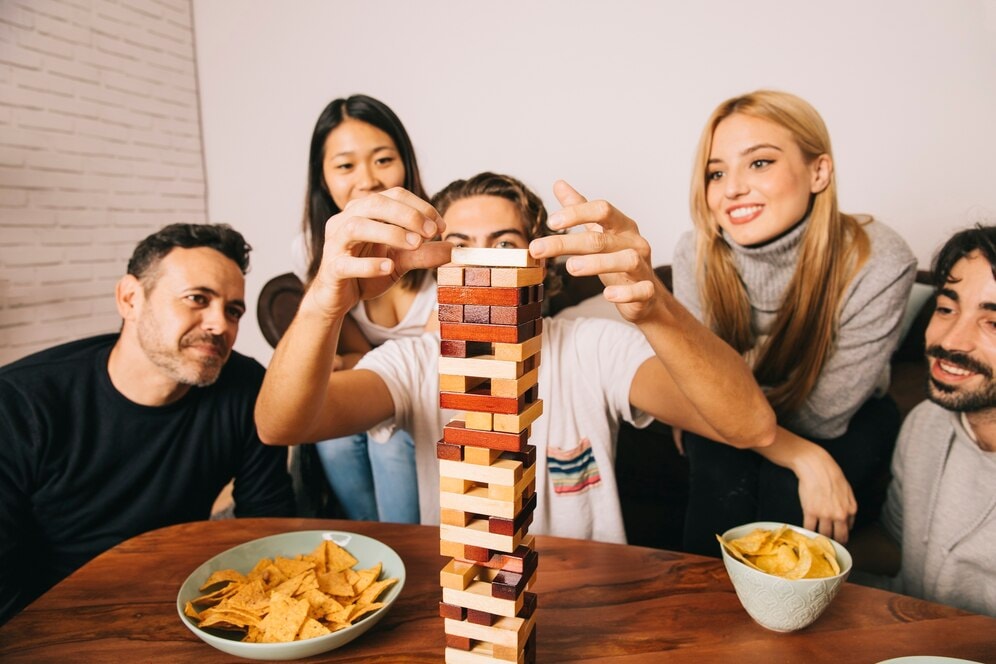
[881,400,996,616]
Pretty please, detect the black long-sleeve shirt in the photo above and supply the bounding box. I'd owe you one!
[0,334,295,624]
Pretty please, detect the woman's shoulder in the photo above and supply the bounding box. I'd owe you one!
[860,218,916,265]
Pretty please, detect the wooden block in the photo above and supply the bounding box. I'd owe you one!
[436,441,464,461]
[441,538,467,559]
[440,374,489,393]
[491,643,520,661]
[441,340,493,358]
[441,507,472,526]
[443,581,524,618]
[443,420,530,452]
[441,559,481,590]
[490,301,541,326]
[464,446,503,465]
[501,445,537,469]
[465,411,493,431]
[491,552,539,600]
[466,608,496,626]
[437,286,533,307]
[518,591,537,618]
[441,320,536,344]
[487,464,536,502]
[489,493,537,536]
[439,304,464,322]
[493,335,542,362]
[491,266,543,287]
[464,266,491,286]
[444,612,536,650]
[440,601,467,620]
[440,518,524,552]
[522,352,540,374]
[463,544,492,563]
[438,264,465,286]
[493,399,543,433]
[439,458,523,486]
[440,389,526,415]
[490,368,539,399]
[441,484,530,519]
[441,476,478,493]
[452,246,537,267]
[464,304,491,324]
[444,645,527,664]
[439,355,526,380]
[446,634,474,651]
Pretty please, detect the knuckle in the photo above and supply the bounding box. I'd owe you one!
[591,199,612,220]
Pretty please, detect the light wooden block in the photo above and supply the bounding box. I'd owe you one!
[493,399,543,434]
[444,614,536,650]
[442,580,524,617]
[464,446,503,465]
[465,411,494,431]
[444,645,526,664]
[493,335,542,362]
[488,466,536,502]
[441,559,480,590]
[490,368,539,398]
[440,374,489,393]
[491,266,543,287]
[441,507,472,526]
[441,476,478,493]
[440,518,524,552]
[439,355,525,380]
[438,458,523,485]
[441,484,526,519]
[441,538,466,559]
[438,264,465,286]
[452,247,537,268]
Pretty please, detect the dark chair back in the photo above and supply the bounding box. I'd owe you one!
[257,273,305,348]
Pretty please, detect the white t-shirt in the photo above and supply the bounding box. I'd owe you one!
[356,316,655,543]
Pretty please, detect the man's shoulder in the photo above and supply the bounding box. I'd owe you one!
[900,400,954,444]
[0,334,115,380]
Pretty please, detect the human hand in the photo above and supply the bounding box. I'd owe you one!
[672,427,685,456]
[309,188,450,320]
[794,446,857,543]
[527,181,665,324]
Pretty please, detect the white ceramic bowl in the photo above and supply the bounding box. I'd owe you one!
[719,521,852,632]
[176,530,405,661]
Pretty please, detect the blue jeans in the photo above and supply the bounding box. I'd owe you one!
[315,428,419,523]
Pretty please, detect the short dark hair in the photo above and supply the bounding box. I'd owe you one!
[127,223,251,287]
[931,224,996,288]
[431,172,552,242]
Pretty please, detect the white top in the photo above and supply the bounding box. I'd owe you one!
[356,316,655,544]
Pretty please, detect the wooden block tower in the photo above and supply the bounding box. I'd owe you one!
[437,247,542,664]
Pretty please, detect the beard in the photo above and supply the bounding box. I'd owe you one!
[136,309,230,388]
[925,345,996,412]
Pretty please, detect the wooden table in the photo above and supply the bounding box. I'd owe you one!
[1,518,993,662]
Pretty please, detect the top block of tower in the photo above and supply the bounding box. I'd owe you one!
[452,247,538,268]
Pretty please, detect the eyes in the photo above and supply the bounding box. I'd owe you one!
[706,159,775,182]
[448,239,521,249]
[330,155,397,172]
[184,294,245,321]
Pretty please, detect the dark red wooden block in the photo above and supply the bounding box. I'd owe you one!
[445,634,473,650]
[439,388,525,415]
[440,320,536,343]
[438,304,463,323]
[490,301,542,326]
[439,601,466,620]
[466,608,496,626]
[488,493,537,536]
[435,441,463,461]
[463,304,490,324]
[440,339,491,358]
[501,444,537,468]
[463,544,491,563]
[437,286,532,306]
[442,420,530,452]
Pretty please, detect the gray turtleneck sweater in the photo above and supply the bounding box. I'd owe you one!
[672,218,917,439]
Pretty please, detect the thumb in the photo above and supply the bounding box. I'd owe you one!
[553,179,587,207]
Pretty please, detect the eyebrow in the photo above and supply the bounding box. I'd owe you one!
[707,143,784,164]
[329,146,397,159]
[939,287,996,312]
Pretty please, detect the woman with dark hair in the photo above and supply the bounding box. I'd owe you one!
[673,90,918,554]
[290,94,432,524]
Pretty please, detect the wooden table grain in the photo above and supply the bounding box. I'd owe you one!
[1,518,993,662]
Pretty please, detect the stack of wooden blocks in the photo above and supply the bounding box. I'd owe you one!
[436,247,543,664]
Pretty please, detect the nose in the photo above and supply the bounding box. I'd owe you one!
[201,303,233,337]
[932,313,975,353]
[354,161,382,193]
[724,170,749,199]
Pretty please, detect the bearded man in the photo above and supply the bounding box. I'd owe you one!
[0,224,294,625]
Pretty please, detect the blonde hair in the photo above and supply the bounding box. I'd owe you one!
[689,90,870,415]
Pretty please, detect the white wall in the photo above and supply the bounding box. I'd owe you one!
[193,0,996,365]
[0,0,206,364]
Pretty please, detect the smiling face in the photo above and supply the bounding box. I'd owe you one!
[322,118,406,209]
[925,252,996,412]
[128,247,246,389]
[440,195,531,249]
[705,113,830,247]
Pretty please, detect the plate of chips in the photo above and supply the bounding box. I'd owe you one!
[176,530,405,660]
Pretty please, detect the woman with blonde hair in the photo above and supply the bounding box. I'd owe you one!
[673,90,917,554]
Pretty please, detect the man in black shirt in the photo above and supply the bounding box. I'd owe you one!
[0,224,295,625]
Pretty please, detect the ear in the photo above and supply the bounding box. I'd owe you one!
[115,274,144,322]
[810,154,833,194]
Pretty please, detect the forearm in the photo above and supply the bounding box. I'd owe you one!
[255,288,344,444]
[638,291,775,449]
[754,426,829,474]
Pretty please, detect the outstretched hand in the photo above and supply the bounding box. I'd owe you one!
[309,187,451,319]
[528,180,665,323]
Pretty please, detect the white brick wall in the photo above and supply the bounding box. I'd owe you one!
[0,0,206,364]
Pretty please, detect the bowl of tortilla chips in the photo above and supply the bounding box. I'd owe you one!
[176,530,405,660]
[718,521,852,632]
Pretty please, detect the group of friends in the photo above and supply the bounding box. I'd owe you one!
[1,90,993,626]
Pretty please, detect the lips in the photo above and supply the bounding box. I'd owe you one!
[925,345,992,384]
[726,204,763,225]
